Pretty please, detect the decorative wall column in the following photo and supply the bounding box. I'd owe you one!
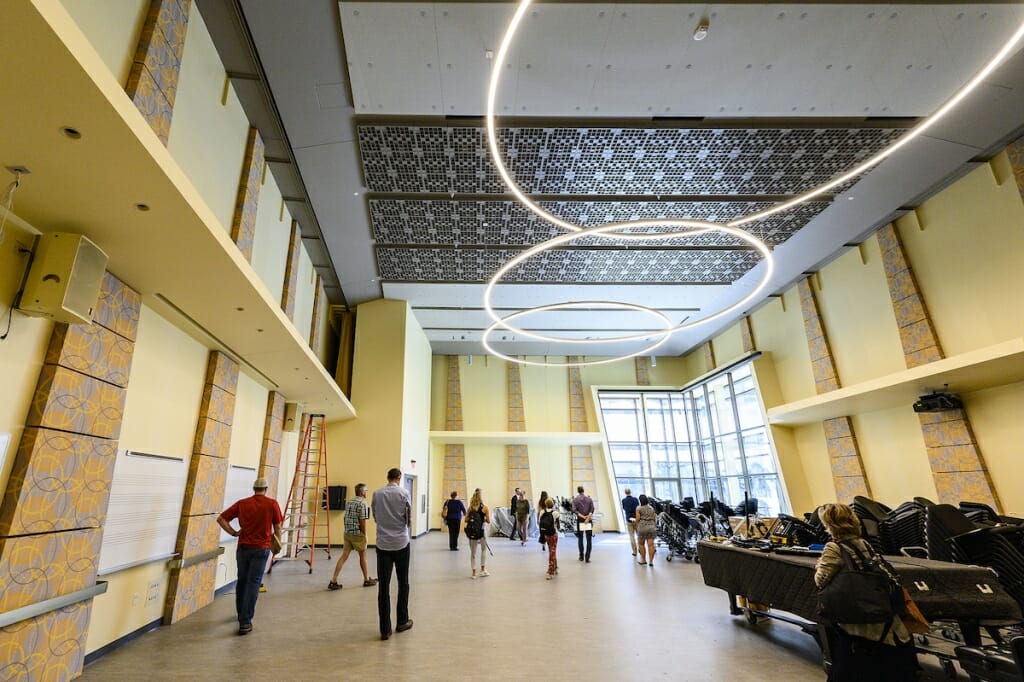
[164,352,238,624]
[230,128,265,261]
[281,220,301,321]
[877,224,999,508]
[259,392,286,499]
[740,316,755,354]
[568,358,599,517]
[441,357,466,502]
[0,273,140,681]
[124,0,191,144]
[703,341,716,371]
[309,274,323,355]
[634,357,651,386]
[1005,135,1024,199]
[506,362,532,502]
[797,277,871,500]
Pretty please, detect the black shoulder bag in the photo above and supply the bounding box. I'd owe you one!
[817,540,901,624]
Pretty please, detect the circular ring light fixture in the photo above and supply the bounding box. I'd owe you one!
[483,0,1024,366]
[484,220,774,344]
[482,301,674,368]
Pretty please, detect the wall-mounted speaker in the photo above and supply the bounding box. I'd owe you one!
[283,402,302,432]
[19,233,108,325]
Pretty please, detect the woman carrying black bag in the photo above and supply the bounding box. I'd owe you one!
[814,503,916,682]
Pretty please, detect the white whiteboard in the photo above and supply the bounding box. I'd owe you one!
[221,465,257,541]
[98,450,187,574]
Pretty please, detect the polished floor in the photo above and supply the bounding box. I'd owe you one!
[82,532,960,681]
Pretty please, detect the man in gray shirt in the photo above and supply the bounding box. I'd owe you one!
[371,468,413,640]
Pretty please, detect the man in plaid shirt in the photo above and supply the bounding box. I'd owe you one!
[327,483,378,589]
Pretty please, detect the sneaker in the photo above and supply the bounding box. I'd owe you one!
[238,623,253,635]
[327,581,342,591]
[479,570,490,577]
[545,574,553,580]
[470,574,477,579]
[259,584,267,593]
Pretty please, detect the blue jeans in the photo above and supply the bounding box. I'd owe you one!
[236,546,270,626]
[376,544,410,635]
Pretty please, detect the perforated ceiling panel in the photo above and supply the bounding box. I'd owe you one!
[376,247,761,284]
[357,125,905,196]
[369,199,829,248]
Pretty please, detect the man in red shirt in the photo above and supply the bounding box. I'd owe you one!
[218,477,283,635]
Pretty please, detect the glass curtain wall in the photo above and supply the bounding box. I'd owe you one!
[598,362,788,516]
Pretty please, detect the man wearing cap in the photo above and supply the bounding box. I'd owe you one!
[218,477,283,635]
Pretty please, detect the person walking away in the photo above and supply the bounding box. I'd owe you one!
[572,486,595,562]
[515,491,531,546]
[536,491,550,550]
[539,497,559,579]
[327,483,378,590]
[508,487,521,540]
[372,468,414,640]
[465,489,491,578]
[621,488,640,556]
[635,494,657,566]
[814,503,916,682]
[442,490,467,551]
[217,477,282,635]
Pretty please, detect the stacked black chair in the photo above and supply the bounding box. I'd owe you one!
[962,501,1024,527]
[734,497,758,516]
[881,501,927,556]
[926,503,978,562]
[852,496,891,554]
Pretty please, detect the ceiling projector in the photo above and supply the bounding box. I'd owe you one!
[912,390,963,413]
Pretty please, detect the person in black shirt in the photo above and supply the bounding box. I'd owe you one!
[442,491,467,550]
[508,487,521,540]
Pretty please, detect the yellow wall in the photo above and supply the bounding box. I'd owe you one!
[460,356,507,431]
[293,247,315,343]
[250,173,291,303]
[59,0,147,86]
[750,291,815,407]
[853,407,937,507]
[429,355,448,430]
[962,381,1024,516]
[227,371,269,469]
[401,305,433,532]
[521,360,570,431]
[711,324,744,367]
[85,560,169,654]
[166,2,248,235]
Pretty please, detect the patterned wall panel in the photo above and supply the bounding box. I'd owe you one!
[92,272,142,342]
[166,351,238,624]
[0,529,101,612]
[376,245,761,284]
[877,224,943,368]
[281,220,301,320]
[370,199,829,248]
[0,273,140,677]
[441,357,467,503]
[357,125,904,196]
[568,358,599,521]
[1006,135,1024,199]
[259,392,286,480]
[124,0,191,144]
[703,341,716,371]
[0,601,92,681]
[796,278,871,498]
[875,223,999,509]
[165,559,217,624]
[45,323,134,388]
[26,366,126,440]
[740,316,755,353]
[231,127,266,261]
[309,275,323,353]
[920,410,1000,508]
[506,362,532,502]
[0,429,116,537]
[824,417,871,501]
[634,357,651,386]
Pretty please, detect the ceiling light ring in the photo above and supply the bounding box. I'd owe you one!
[485,300,674,346]
[483,219,775,344]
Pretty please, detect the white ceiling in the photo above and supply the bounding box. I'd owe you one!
[233,1,1024,360]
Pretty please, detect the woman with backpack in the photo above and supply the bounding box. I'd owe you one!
[814,503,915,682]
[539,497,558,579]
[465,489,490,579]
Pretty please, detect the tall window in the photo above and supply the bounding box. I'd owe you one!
[598,362,788,516]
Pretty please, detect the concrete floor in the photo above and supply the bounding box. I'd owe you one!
[81,533,962,681]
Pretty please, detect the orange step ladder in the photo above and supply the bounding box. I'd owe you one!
[278,413,331,573]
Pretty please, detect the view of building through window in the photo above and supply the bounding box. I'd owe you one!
[597,362,788,517]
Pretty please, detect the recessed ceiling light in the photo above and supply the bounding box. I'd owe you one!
[353,192,360,196]
[61,126,82,139]
[135,203,150,212]
[236,307,245,312]
[693,20,709,40]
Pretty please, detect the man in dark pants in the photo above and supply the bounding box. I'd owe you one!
[508,487,521,540]
[573,485,595,562]
[217,477,282,635]
[443,490,466,550]
[372,467,413,640]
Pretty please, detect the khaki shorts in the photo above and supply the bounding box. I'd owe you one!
[344,533,367,551]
